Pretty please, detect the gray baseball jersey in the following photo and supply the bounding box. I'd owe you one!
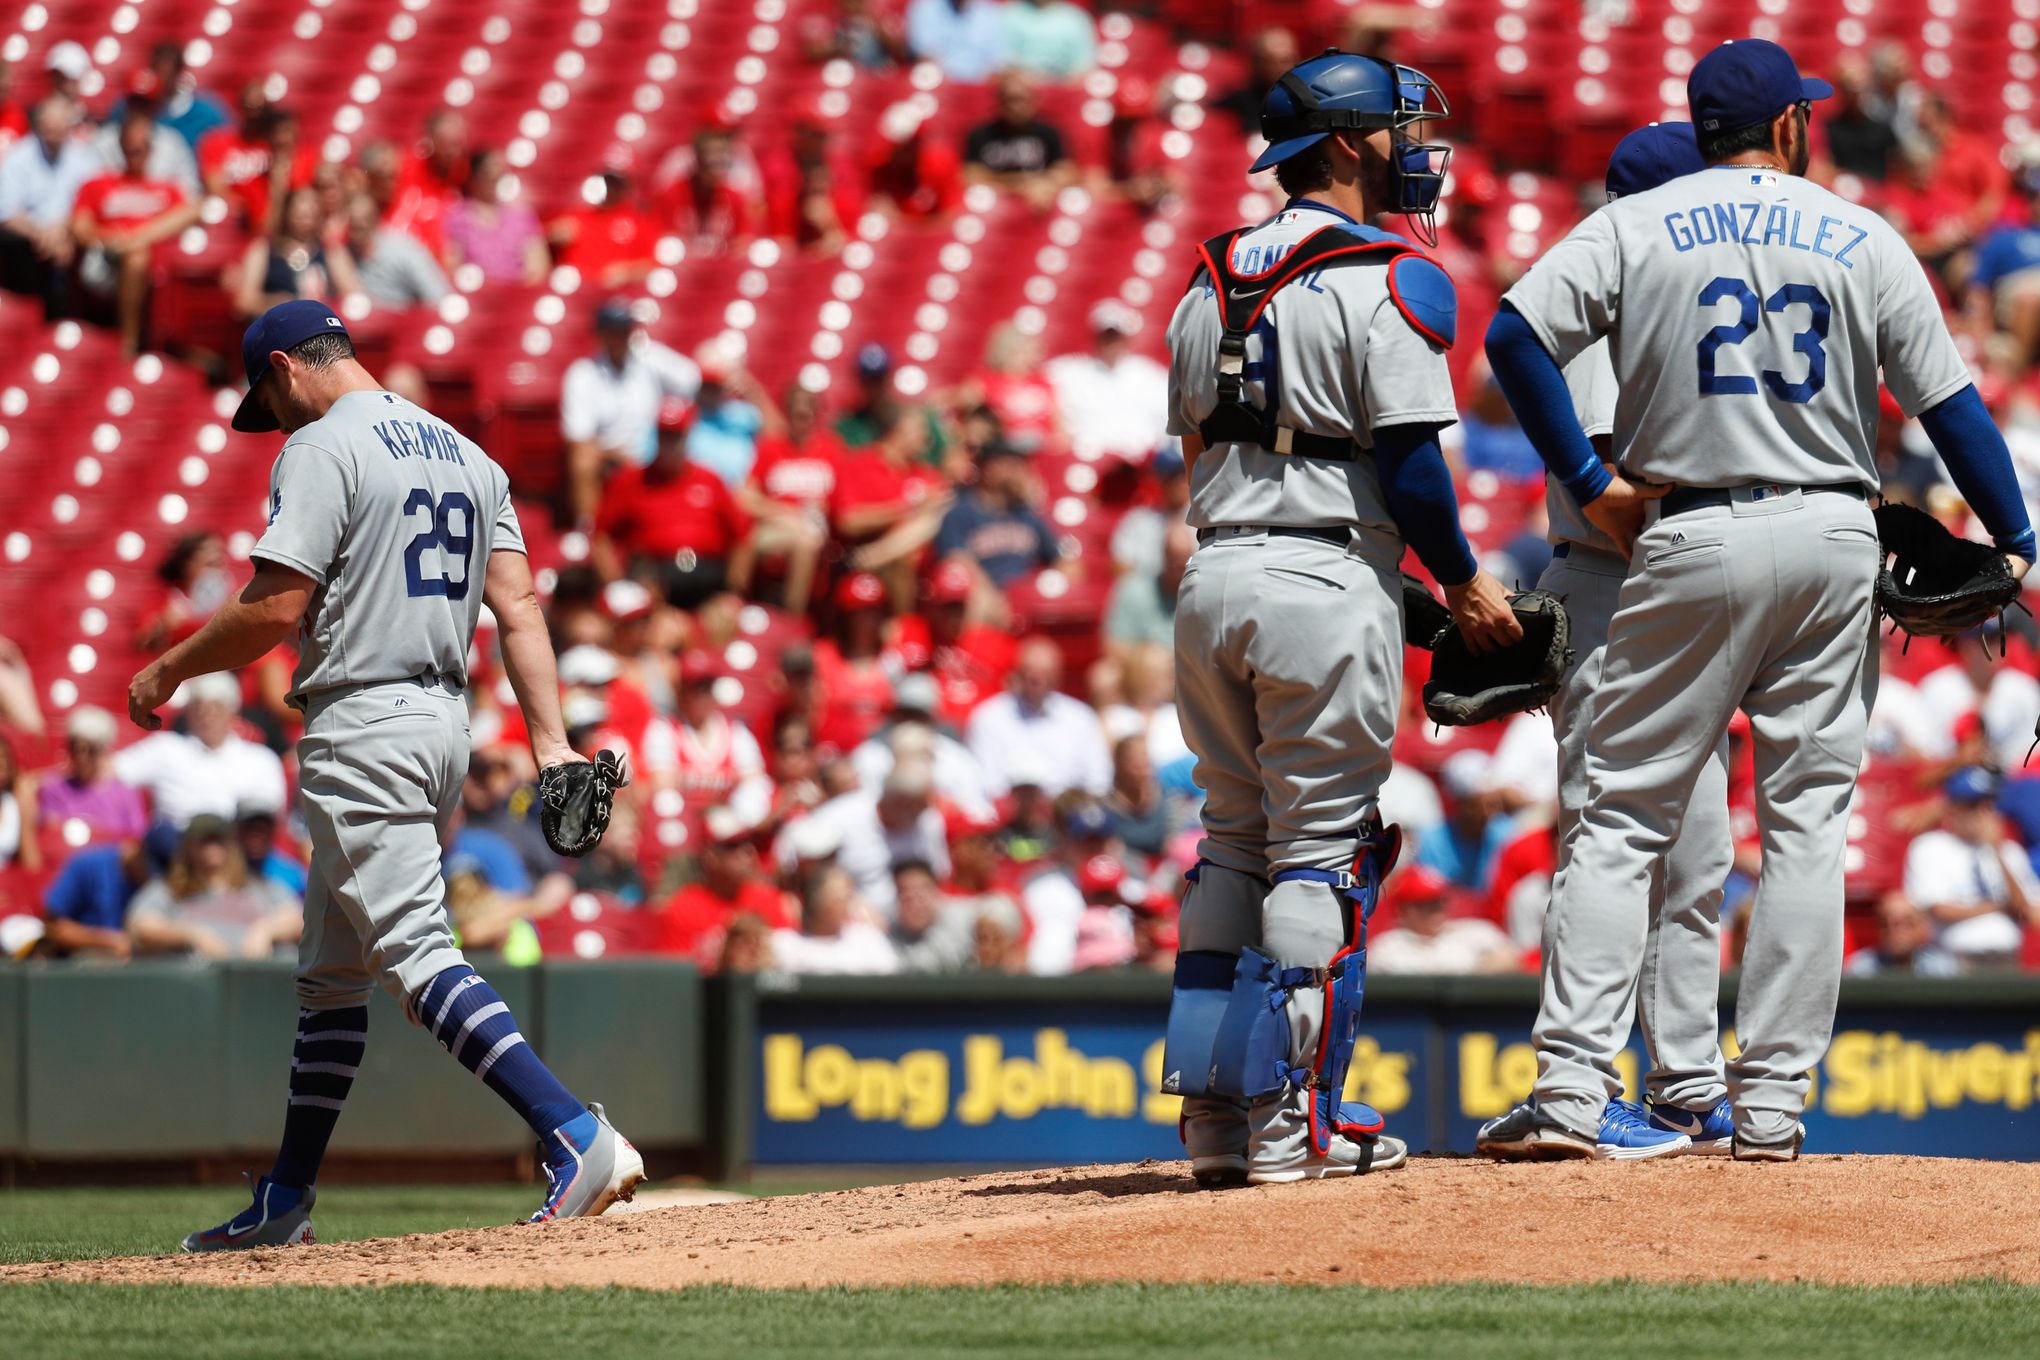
[1550,340,1622,554]
[1507,167,1969,488]
[252,389,522,706]
[1165,202,1457,530]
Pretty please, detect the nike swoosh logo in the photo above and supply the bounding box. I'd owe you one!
[1226,287,1266,302]
[1652,1110,1705,1135]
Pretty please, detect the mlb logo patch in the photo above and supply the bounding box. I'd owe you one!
[1749,482,1786,502]
[1748,172,1779,187]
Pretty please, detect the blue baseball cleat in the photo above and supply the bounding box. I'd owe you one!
[524,1103,645,1224]
[181,1174,315,1252]
[1648,1097,1734,1155]
[1597,1098,1690,1161]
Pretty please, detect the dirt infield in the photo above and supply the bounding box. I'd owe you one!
[10,1156,2038,1290]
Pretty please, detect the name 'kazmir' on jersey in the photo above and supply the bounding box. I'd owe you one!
[251,389,522,706]
[1504,166,1970,490]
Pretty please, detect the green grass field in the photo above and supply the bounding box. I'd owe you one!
[5,1187,2040,1360]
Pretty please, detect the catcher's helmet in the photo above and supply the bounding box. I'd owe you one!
[1253,50,1453,242]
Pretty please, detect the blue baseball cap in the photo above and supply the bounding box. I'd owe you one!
[1687,39,1832,140]
[1605,121,1704,198]
[232,299,351,432]
[855,342,893,379]
[1945,766,2001,806]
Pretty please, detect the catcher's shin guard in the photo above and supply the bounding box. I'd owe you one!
[1205,828,1401,1155]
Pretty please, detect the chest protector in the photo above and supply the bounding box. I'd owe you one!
[1189,222,1443,459]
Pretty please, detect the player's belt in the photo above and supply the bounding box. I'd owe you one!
[1196,525,1350,547]
[1196,421,1359,461]
[1658,481,1865,518]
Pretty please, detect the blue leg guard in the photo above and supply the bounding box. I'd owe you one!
[1160,950,1236,1098]
[1256,826,1402,1155]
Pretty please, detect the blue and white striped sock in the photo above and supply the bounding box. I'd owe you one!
[270,1004,367,1188]
[415,965,583,1138]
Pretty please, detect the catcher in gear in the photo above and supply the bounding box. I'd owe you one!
[133,301,643,1252]
[541,748,629,856]
[1159,50,1519,1187]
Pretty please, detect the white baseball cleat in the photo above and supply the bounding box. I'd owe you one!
[524,1103,646,1223]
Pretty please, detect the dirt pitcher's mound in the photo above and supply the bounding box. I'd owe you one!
[12,1156,2040,1289]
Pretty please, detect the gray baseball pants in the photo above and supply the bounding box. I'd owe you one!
[1539,544,1731,1113]
[1533,488,1879,1145]
[1173,525,1402,1165]
[294,675,473,1016]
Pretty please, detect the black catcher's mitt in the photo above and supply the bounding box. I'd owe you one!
[1401,573,1453,650]
[539,749,626,857]
[1874,502,2021,640]
[1422,589,1573,727]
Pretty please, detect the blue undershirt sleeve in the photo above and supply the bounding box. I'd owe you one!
[1484,303,1611,507]
[1374,421,1479,587]
[1916,384,2036,562]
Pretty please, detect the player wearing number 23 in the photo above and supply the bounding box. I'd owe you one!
[1482,38,2035,1161]
[129,300,642,1249]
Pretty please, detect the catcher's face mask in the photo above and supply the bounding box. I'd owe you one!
[1272,59,1452,247]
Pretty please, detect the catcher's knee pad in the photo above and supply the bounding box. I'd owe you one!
[1161,860,1268,1098]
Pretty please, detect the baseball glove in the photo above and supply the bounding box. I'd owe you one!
[1874,502,2022,640]
[539,749,626,857]
[1422,589,1572,727]
[1401,573,1453,650]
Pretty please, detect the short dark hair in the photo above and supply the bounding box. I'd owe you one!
[892,858,936,883]
[1699,105,1802,165]
[287,332,355,369]
[1274,141,1334,198]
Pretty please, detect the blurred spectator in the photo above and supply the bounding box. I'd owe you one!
[0,637,41,740]
[905,0,1009,84]
[761,104,866,251]
[0,95,98,315]
[0,60,27,153]
[444,863,542,965]
[1105,521,1190,653]
[201,92,313,234]
[344,191,450,308]
[773,864,899,974]
[1045,300,1169,463]
[373,109,467,257]
[458,744,568,889]
[89,81,200,199]
[562,298,703,525]
[108,42,229,154]
[113,672,287,829]
[1216,29,1300,133]
[1131,890,1178,973]
[231,186,360,318]
[889,858,981,972]
[718,911,777,973]
[1109,446,1190,577]
[40,836,166,958]
[656,809,794,964]
[687,348,778,489]
[138,530,234,651]
[945,805,1022,906]
[1903,767,2040,971]
[968,637,1112,798]
[1021,798,1123,973]
[40,41,89,102]
[965,73,1077,212]
[782,761,950,917]
[442,147,548,284]
[1968,170,2040,368]
[805,0,911,69]
[127,815,301,959]
[1001,761,1060,862]
[832,409,953,579]
[661,125,753,257]
[36,706,146,844]
[1882,144,1973,275]
[0,731,36,873]
[1069,855,1139,971]
[865,102,964,221]
[851,673,996,818]
[593,401,755,605]
[1002,0,1098,81]
[68,112,200,356]
[1370,865,1519,974]
[1917,638,2040,772]
[952,323,1062,452]
[1457,380,1548,482]
[646,652,774,826]
[1102,733,1169,858]
[814,572,900,755]
[1416,750,1518,892]
[546,143,662,289]
[933,439,1061,587]
[836,343,949,458]
[743,382,840,615]
[1918,96,2007,243]
[1846,890,1962,978]
[1100,75,1180,212]
[888,560,1018,724]
[1865,41,1924,150]
[235,799,307,898]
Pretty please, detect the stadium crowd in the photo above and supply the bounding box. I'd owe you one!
[5,5,2040,977]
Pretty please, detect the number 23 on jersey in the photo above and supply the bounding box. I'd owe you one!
[1696,275,1830,403]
